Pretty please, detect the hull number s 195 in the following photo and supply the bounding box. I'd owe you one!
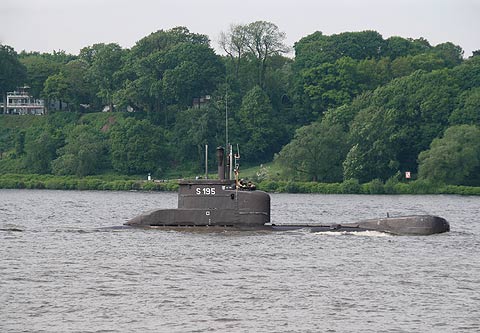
[196,187,216,195]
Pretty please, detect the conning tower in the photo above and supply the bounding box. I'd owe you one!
[126,146,270,228]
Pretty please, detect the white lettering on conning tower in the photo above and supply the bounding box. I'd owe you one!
[195,187,216,195]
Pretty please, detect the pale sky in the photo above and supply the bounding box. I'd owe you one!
[1,0,478,57]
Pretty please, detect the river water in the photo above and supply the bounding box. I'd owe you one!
[1,189,479,332]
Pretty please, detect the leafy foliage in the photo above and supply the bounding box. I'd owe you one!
[275,120,348,182]
[237,86,278,162]
[52,125,109,176]
[0,45,27,95]
[418,125,480,185]
[1,25,479,188]
[109,118,169,175]
[172,103,225,172]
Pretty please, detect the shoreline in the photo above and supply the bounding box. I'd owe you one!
[1,174,479,195]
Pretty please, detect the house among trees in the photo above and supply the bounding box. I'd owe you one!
[0,86,45,115]
[192,95,211,109]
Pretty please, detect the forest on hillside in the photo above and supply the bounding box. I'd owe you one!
[1,22,480,185]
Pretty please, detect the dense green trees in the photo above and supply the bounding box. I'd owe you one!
[291,32,465,123]
[172,103,225,171]
[0,45,27,98]
[275,120,348,182]
[342,69,461,182]
[114,27,223,119]
[109,118,169,175]
[449,87,480,125]
[276,54,479,185]
[23,128,61,174]
[237,86,278,162]
[52,125,109,176]
[1,26,479,186]
[220,21,289,88]
[81,43,126,112]
[418,125,480,185]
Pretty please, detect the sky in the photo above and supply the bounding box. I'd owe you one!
[1,0,479,57]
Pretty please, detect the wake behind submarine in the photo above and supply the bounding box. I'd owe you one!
[126,146,450,236]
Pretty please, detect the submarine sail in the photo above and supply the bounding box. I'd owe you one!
[126,146,270,229]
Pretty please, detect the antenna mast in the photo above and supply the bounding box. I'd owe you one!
[225,84,229,147]
[225,81,232,180]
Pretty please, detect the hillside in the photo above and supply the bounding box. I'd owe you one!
[1,25,479,186]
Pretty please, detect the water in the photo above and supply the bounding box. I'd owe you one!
[1,189,479,332]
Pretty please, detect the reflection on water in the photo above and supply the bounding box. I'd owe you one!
[1,189,479,332]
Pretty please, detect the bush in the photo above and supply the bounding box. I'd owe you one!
[440,185,480,195]
[409,179,440,194]
[45,178,68,190]
[341,179,361,194]
[285,181,300,193]
[393,182,410,194]
[363,178,385,194]
[258,180,279,192]
[29,180,46,189]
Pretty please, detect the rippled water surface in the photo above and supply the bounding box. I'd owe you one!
[1,189,479,332]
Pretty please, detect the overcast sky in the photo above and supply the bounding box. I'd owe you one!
[1,0,478,57]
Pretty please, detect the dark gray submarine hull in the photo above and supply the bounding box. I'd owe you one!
[126,212,449,236]
[125,208,269,228]
[271,215,450,235]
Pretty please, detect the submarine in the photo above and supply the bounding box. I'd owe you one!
[126,146,450,236]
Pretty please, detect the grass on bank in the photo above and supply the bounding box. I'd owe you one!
[1,173,480,195]
[0,173,179,191]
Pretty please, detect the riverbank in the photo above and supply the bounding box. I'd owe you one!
[0,174,178,192]
[1,173,480,195]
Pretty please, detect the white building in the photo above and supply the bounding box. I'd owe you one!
[0,86,45,115]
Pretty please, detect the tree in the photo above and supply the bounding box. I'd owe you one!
[23,130,59,174]
[82,43,125,112]
[43,59,96,112]
[0,45,27,106]
[294,31,385,69]
[61,59,93,111]
[343,68,461,182]
[275,120,349,182]
[52,125,109,176]
[220,21,288,88]
[219,24,248,79]
[383,36,431,59]
[19,54,61,98]
[343,106,399,182]
[109,118,169,175]
[418,125,480,185]
[127,26,210,59]
[114,27,222,121]
[301,56,359,113]
[43,72,69,110]
[451,56,480,91]
[172,103,225,172]
[244,21,289,88]
[356,57,391,91]
[292,31,389,122]
[161,43,224,107]
[432,42,463,67]
[237,86,278,162]
[329,30,385,60]
[449,87,480,125]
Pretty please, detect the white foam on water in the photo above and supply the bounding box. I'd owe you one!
[313,230,392,237]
